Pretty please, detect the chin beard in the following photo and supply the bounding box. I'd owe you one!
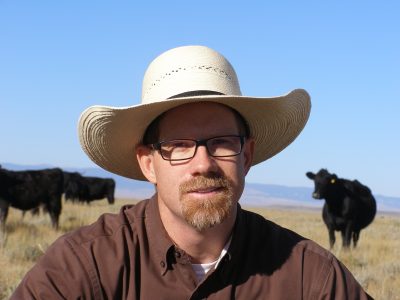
[179,175,235,231]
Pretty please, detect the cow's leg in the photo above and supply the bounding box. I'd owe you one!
[343,223,353,248]
[353,230,360,248]
[22,207,38,219]
[328,227,335,249]
[0,202,9,245]
[31,207,40,216]
[107,192,115,205]
[47,208,60,230]
[0,201,9,232]
[340,230,347,248]
[45,197,62,230]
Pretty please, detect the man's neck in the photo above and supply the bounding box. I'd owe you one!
[158,200,237,264]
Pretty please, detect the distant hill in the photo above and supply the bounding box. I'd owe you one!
[2,162,399,213]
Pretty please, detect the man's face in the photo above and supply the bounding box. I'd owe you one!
[137,102,254,231]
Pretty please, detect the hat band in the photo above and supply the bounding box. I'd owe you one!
[168,90,224,99]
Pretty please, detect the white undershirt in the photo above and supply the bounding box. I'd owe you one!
[191,236,232,283]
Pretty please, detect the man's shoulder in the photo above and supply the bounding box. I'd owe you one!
[240,208,305,242]
[239,208,334,261]
[234,209,371,299]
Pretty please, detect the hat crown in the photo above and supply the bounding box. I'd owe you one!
[141,46,242,103]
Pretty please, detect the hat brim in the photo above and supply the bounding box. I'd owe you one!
[78,89,311,181]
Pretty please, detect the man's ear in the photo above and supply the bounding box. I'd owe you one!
[136,145,157,184]
[243,138,255,175]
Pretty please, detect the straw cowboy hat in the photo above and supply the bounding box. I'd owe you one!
[78,45,311,181]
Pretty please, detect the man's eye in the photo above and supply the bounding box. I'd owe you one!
[210,137,234,147]
[167,141,193,149]
[212,138,228,145]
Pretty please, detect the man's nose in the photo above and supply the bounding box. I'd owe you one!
[189,145,218,174]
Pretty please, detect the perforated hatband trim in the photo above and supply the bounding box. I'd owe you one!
[144,65,234,96]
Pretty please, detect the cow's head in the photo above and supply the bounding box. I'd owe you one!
[306,169,338,199]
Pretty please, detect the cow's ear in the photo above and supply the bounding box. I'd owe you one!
[306,172,315,179]
[136,145,157,184]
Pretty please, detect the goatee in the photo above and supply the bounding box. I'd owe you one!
[179,175,234,231]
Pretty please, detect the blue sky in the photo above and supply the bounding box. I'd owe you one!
[1,1,399,197]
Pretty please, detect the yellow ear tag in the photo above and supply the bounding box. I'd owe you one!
[330,178,336,184]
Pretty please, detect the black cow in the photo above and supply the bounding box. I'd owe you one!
[306,169,376,249]
[0,168,64,230]
[63,172,115,204]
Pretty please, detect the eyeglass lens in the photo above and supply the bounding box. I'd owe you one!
[159,136,243,161]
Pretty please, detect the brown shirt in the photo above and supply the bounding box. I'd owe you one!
[12,196,373,299]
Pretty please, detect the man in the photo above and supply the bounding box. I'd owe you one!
[12,46,372,299]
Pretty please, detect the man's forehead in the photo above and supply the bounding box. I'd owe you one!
[158,102,240,137]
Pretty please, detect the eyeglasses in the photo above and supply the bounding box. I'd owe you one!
[150,135,245,161]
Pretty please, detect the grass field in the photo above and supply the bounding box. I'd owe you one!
[1,198,399,299]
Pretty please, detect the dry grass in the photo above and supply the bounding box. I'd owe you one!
[1,199,399,299]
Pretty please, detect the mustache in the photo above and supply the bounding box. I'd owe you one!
[179,175,230,194]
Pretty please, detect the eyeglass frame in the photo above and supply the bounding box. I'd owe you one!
[149,135,246,161]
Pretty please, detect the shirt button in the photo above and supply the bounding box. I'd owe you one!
[160,261,166,268]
